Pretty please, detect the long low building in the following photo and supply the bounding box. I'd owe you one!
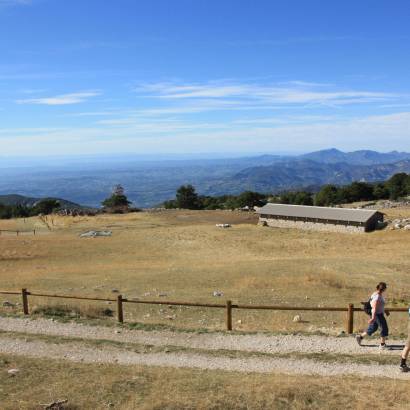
[256,203,384,233]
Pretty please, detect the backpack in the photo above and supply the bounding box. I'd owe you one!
[361,298,372,316]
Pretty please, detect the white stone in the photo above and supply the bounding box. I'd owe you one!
[293,315,302,323]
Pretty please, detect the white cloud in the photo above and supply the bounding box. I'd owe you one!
[16,91,101,105]
[2,111,410,156]
[137,81,396,107]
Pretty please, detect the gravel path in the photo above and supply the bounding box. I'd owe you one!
[0,316,405,356]
[0,335,408,379]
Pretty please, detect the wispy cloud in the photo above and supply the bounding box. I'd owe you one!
[0,0,31,7]
[2,111,410,155]
[225,36,358,47]
[16,91,101,105]
[137,80,396,107]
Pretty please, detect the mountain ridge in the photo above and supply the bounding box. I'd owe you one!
[1,149,410,207]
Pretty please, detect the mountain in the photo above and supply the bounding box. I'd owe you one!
[0,194,87,210]
[301,148,410,165]
[1,149,410,207]
[207,159,410,194]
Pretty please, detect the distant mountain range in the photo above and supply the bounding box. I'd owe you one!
[299,148,410,165]
[1,149,410,207]
[210,158,410,194]
[0,194,85,210]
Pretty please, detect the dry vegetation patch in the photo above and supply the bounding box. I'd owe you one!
[1,210,410,334]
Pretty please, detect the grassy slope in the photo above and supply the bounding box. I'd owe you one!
[0,210,410,334]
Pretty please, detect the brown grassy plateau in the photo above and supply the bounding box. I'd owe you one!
[1,209,410,410]
[1,208,410,335]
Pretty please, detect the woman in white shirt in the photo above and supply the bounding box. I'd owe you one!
[356,282,390,350]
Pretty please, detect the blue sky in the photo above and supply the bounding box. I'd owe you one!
[1,0,410,156]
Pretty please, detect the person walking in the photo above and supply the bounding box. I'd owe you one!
[399,307,410,372]
[356,282,390,350]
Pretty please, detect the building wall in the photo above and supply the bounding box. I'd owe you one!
[364,212,384,232]
[258,217,366,233]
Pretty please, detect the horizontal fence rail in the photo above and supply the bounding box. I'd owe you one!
[0,229,36,236]
[0,289,408,333]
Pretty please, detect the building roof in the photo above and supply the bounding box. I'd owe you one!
[256,203,380,223]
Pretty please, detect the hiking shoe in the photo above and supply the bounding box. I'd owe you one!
[355,335,362,346]
[400,364,410,373]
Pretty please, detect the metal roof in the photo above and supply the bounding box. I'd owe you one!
[256,203,380,223]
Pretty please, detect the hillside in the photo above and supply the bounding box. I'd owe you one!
[208,159,410,194]
[0,194,87,210]
[300,148,410,165]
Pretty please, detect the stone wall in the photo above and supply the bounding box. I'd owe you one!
[258,217,366,234]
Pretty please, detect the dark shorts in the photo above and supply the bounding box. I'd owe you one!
[366,313,389,338]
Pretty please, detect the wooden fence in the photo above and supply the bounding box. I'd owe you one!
[0,288,408,333]
[0,229,36,236]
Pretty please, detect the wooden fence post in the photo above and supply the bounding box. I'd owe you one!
[117,295,124,323]
[347,303,354,334]
[22,288,29,315]
[226,300,232,331]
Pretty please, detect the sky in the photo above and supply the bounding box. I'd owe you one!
[1,0,410,157]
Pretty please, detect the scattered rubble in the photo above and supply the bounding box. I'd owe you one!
[213,291,224,297]
[216,224,231,228]
[389,219,410,230]
[360,199,410,210]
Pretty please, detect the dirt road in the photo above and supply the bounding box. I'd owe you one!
[0,317,408,379]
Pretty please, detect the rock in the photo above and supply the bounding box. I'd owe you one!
[114,330,121,334]
[7,368,19,376]
[216,224,231,228]
[213,291,224,297]
[293,315,302,323]
[237,319,242,324]
[111,289,119,293]
[79,230,112,238]
[2,301,15,307]
[404,225,410,230]
[158,293,168,297]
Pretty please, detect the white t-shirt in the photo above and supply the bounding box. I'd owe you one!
[370,292,385,314]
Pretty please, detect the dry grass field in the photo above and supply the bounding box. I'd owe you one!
[1,353,409,410]
[1,209,410,334]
